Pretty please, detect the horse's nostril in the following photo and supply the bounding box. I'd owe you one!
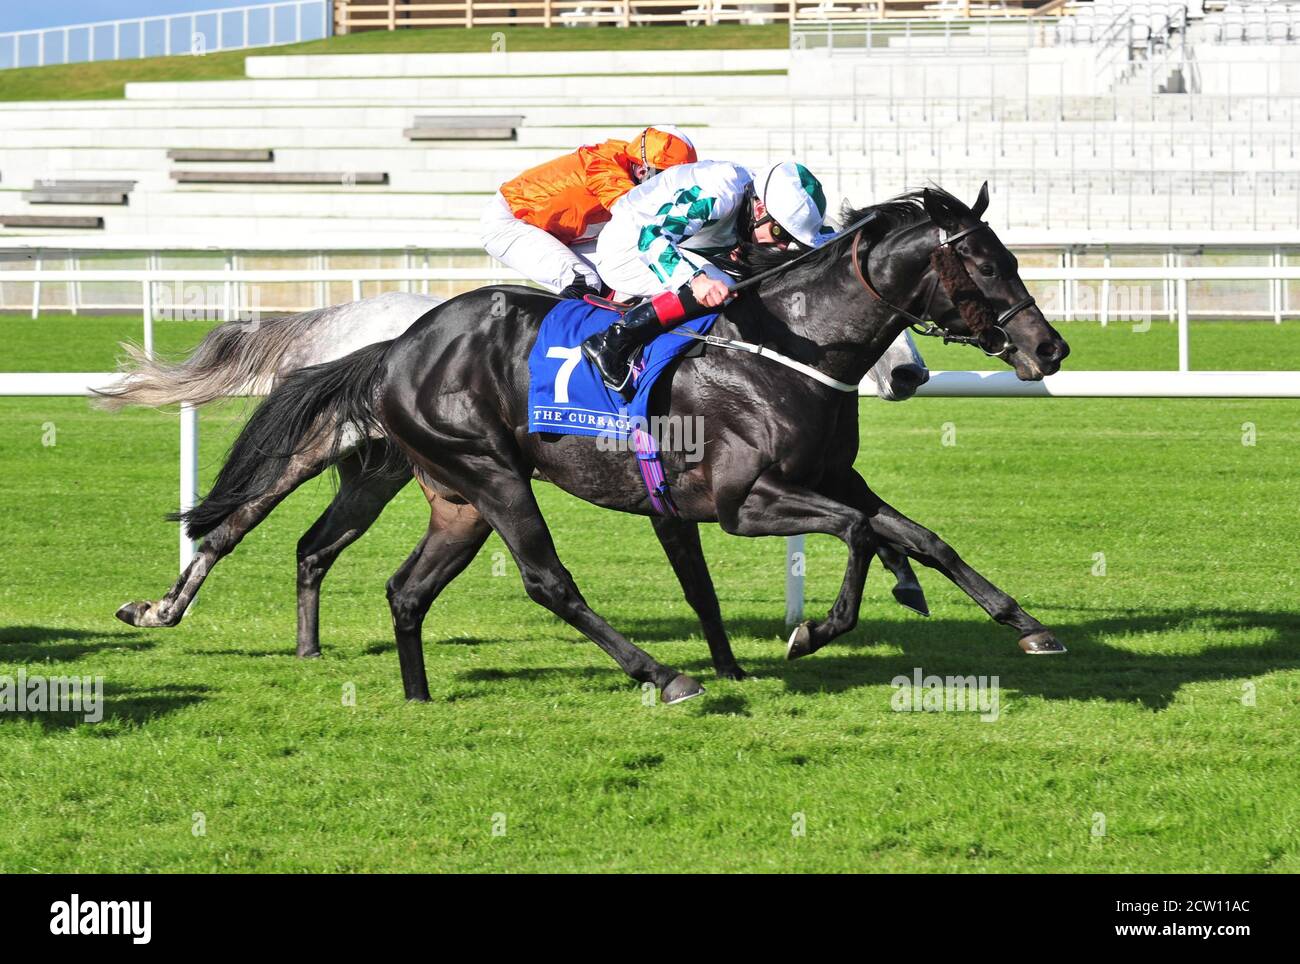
[891,364,930,390]
[1036,342,1061,363]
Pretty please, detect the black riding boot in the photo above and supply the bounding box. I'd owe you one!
[580,300,664,393]
[580,282,706,393]
[558,280,602,300]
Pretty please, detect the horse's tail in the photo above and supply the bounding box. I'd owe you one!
[92,305,340,412]
[173,341,395,540]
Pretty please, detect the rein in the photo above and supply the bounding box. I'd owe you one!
[664,211,883,394]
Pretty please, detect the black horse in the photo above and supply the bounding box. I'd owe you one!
[176,185,1070,704]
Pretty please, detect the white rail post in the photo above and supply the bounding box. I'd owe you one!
[141,278,154,358]
[1177,276,1189,372]
[1100,250,1111,326]
[224,253,234,321]
[785,534,805,628]
[31,253,42,320]
[179,403,200,572]
[1273,246,1283,324]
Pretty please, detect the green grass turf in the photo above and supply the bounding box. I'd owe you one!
[0,25,786,102]
[0,316,1297,872]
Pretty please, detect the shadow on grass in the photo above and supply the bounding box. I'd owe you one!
[0,625,153,663]
[0,681,209,732]
[448,608,1299,711]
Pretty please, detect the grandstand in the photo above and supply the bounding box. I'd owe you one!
[0,0,1296,315]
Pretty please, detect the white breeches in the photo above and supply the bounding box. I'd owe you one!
[479,192,602,293]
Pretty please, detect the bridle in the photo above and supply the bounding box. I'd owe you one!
[850,218,1038,358]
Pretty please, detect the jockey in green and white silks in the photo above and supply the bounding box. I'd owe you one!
[583,159,834,392]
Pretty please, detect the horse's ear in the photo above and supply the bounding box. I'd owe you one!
[922,187,961,233]
[971,181,990,218]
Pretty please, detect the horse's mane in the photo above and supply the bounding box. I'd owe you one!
[729,186,968,278]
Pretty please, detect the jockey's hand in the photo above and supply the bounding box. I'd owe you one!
[690,275,731,308]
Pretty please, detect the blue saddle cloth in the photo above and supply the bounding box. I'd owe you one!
[527,300,717,439]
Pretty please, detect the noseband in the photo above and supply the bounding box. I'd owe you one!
[850,220,1037,358]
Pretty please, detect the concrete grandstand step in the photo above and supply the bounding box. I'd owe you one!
[244,49,790,79]
[114,191,490,219]
[0,214,103,229]
[30,179,137,192]
[171,171,389,185]
[24,190,130,205]
[167,148,275,162]
[123,74,793,103]
[406,114,524,141]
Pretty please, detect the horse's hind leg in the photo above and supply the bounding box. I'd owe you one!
[116,447,334,630]
[650,516,746,680]
[386,492,492,701]
[296,446,410,658]
[429,465,702,704]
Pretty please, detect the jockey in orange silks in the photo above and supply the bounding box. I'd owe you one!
[479,126,697,298]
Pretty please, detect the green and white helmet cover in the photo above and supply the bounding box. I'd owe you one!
[757,161,834,248]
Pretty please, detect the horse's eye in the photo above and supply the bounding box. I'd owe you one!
[978,262,997,278]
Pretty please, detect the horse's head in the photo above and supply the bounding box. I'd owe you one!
[919,183,1069,380]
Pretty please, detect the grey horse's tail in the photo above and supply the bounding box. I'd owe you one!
[92,306,340,412]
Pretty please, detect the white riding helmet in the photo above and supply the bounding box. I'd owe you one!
[757,161,835,248]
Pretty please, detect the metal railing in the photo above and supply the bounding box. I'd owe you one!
[0,0,331,70]
[790,15,1064,53]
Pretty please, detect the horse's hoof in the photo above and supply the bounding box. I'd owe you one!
[786,621,815,660]
[716,664,748,681]
[892,584,930,617]
[1019,631,1067,655]
[296,647,322,660]
[115,601,145,626]
[662,674,705,705]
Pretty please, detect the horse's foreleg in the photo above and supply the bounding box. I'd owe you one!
[296,448,410,658]
[867,501,1065,655]
[649,516,745,680]
[115,448,332,631]
[386,494,492,702]
[876,545,930,616]
[718,473,876,658]
[819,470,929,617]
